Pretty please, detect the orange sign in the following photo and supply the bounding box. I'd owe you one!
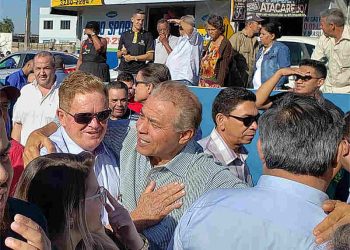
[51,0,103,7]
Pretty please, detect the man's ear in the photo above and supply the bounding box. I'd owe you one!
[330,140,348,178]
[179,129,195,145]
[216,113,226,131]
[317,78,325,88]
[147,84,154,95]
[57,108,66,126]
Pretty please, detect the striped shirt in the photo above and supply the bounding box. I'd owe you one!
[198,128,253,186]
[118,127,248,250]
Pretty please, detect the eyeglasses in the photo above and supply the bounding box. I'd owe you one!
[85,186,107,205]
[228,113,260,127]
[61,108,111,124]
[294,75,322,82]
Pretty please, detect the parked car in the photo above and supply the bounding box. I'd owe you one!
[278,36,318,87]
[0,51,78,84]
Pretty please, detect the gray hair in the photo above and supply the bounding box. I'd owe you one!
[181,15,195,27]
[150,81,202,132]
[34,51,55,68]
[259,93,344,177]
[332,223,350,249]
[320,8,345,27]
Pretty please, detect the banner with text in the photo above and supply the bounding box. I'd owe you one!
[51,0,103,7]
[246,0,308,17]
[232,0,247,21]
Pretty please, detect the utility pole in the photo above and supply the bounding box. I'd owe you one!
[24,0,31,50]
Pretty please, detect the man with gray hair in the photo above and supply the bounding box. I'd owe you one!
[172,93,344,249]
[120,81,247,249]
[312,8,350,93]
[166,16,203,85]
[11,51,59,145]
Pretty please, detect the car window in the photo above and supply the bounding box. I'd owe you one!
[281,41,305,66]
[55,54,77,65]
[23,53,35,65]
[0,55,21,69]
[305,44,315,57]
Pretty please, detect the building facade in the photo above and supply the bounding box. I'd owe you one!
[39,7,77,44]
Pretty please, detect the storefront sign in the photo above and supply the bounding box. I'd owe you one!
[51,0,103,7]
[246,0,308,17]
[232,0,247,21]
[303,16,322,37]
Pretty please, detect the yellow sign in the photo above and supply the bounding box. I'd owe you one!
[51,0,103,7]
[223,17,234,39]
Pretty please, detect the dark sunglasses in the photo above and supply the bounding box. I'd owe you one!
[61,108,111,124]
[228,113,260,127]
[294,75,322,81]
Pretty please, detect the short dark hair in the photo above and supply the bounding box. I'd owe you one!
[85,21,100,34]
[259,93,344,177]
[207,15,225,34]
[262,22,283,39]
[133,9,145,16]
[212,87,256,126]
[138,63,171,88]
[106,81,128,95]
[54,55,64,69]
[117,72,134,83]
[299,59,327,79]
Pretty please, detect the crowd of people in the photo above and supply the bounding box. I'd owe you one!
[0,6,350,250]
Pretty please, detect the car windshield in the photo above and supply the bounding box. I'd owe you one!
[0,55,21,69]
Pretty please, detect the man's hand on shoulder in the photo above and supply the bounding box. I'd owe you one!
[130,181,185,231]
[313,200,350,244]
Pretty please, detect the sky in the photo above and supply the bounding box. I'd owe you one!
[0,0,50,34]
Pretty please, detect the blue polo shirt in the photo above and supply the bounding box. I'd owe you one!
[5,69,27,90]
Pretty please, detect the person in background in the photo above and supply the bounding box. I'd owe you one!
[198,87,258,186]
[54,55,67,85]
[117,71,142,113]
[11,52,59,146]
[154,18,179,64]
[106,81,139,122]
[117,9,154,75]
[229,14,263,88]
[166,15,203,85]
[134,63,171,104]
[312,8,350,93]
[199,15,232,88]
[252,22,290,89]
[77,21,110,82]
[5,60,33,90]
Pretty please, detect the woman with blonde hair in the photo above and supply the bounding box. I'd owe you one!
[15,152,147,250]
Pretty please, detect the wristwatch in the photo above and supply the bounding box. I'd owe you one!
[134,56,138,61]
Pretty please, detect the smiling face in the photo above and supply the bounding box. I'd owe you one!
[136,96,186,165]
[58,92,108,152]
[33,55,56,89]
[216,101,258,151]
[108,88,128,119]
[131,13,145,32]
[293,65,324,96]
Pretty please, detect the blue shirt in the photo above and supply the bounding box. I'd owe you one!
[40,127,120,225]
[55,69,68,85]
[171,175,328,250]
[5,69,27,90]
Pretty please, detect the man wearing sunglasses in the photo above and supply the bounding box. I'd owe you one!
[255,59,340,111]
[198,87,258,186]
[39,71,120,225]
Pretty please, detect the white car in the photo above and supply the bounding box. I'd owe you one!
[278,36,318,87]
